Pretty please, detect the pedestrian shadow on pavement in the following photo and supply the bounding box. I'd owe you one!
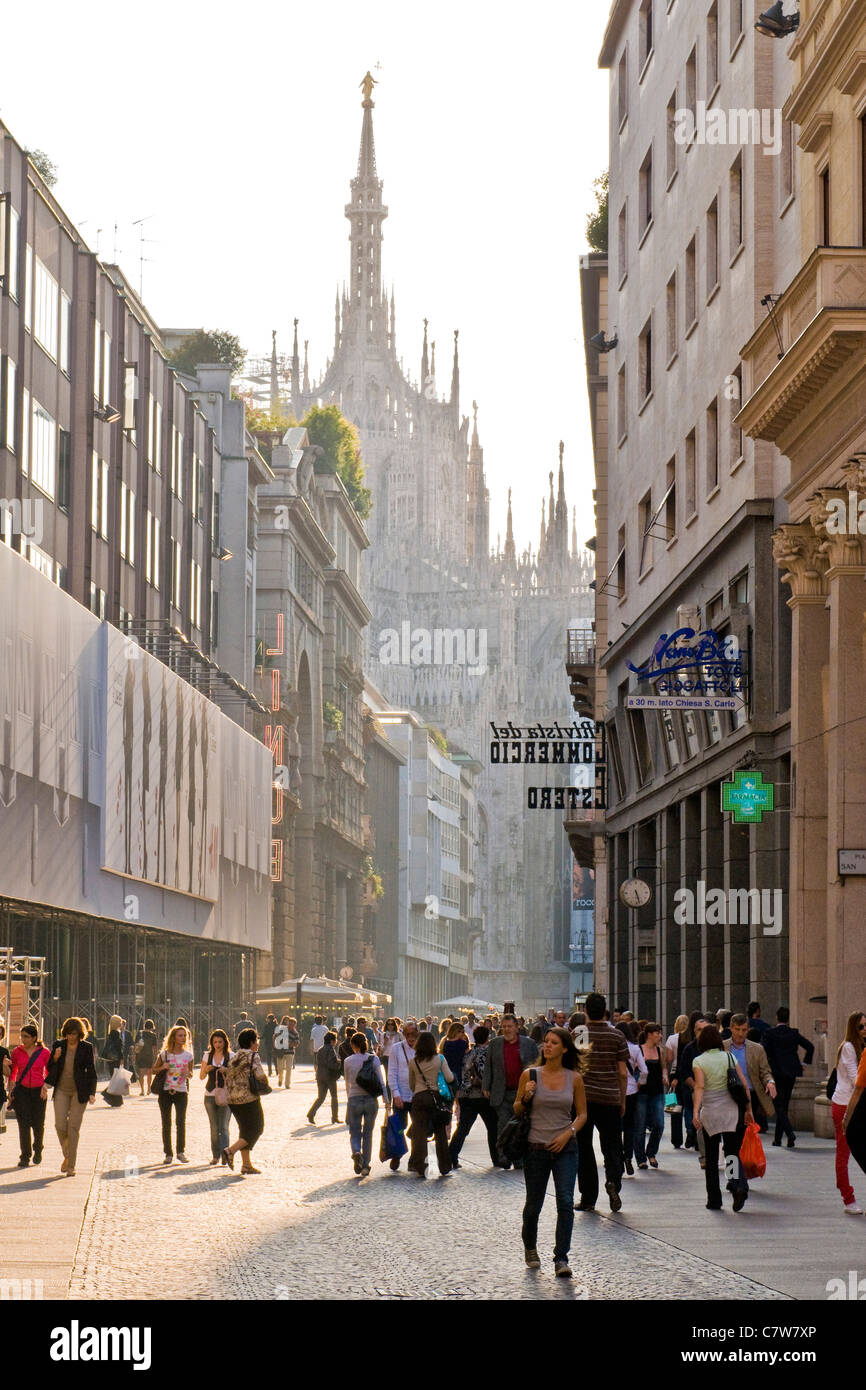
[0,1173,67,1191]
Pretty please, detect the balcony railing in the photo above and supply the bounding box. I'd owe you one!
[566,627,596,667]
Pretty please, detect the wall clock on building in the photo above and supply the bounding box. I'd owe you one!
[619,878,651,909]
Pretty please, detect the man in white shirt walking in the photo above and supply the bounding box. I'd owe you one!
[386,1020,418,1171]
[310,1016,329,1059]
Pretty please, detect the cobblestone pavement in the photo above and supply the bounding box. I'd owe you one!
[51,1066,794,1302]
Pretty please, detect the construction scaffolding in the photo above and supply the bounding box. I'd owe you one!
[0,947,47,1036]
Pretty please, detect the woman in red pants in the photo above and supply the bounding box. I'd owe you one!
[834,1012,866,1213]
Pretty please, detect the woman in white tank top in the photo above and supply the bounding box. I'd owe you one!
[512,1027,588,1279]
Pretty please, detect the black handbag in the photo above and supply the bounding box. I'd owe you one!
[726,1052,749,1110]
[247,1053,271,1096]
[496,1068,537,1162]
[150,1054,167,1095]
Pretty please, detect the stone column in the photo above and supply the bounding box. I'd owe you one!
[813,478,866,1053]
[773,524,830,1038]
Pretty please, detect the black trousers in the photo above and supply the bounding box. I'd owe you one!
[14,1088,47,1161]
[577,1100,624,1206]
[158,1090,188,1156]
[703,1124,747,1206]
[773,1076,796,1143]
[449,1097,499,1164]
[622,1092,638,1162]
[308,1077,339,1121]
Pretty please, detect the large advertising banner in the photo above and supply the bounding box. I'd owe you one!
[103,628,221,900]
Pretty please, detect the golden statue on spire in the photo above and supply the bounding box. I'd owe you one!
[360,70,377,106]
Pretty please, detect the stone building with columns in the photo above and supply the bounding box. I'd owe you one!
[595,0,799,1019]
[254,425,372,985]
[738,0,866,1062]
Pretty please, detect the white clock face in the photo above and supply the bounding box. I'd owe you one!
[619,877,651,908]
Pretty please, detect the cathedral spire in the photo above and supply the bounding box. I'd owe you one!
[303,340,310,394]
[555,441,568,555]
[421,318,429,388]
[540,498,546,555]
[430,340,436,391]
[470,400,481,461]
[450,329,459,413]
[269,329,279,417]
[504,486,516,566]
[546,472,556,553]
[346,74,388,342]
[291,318,300,417]
[572,505,578,557]
[390,285,396,353]
[334,286,341,354]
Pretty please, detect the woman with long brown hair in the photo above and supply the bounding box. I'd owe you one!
[833,1011,866,1212]
[514,1027,588,1278]
[152,1024,194,1164]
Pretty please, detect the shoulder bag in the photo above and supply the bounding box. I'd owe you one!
[10,1046,43,1106]
[150,1052,167,1095]
[726,1051,749,1111]
[496,1068,537,1163]
[423,1058,452,1126]
[247,1052,271,1096]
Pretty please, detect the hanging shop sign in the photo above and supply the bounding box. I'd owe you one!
[625,627,745,711]
[721,770,774,824]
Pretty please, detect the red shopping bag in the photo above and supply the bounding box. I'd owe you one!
[739,1121,766,1180]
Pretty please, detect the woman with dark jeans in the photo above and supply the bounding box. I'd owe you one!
[449,1025,500,1168]
[634,1023,669,1170]
[153,1025,194,1164]
[200,1029,233,1165]
[693,1025,753,1211]
[514,1027,587,1278]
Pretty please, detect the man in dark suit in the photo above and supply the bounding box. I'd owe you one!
[763,1006,814,1148]
[482,1013,538,1168]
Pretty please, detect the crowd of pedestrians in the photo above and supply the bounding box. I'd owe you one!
[2,992,861,1279]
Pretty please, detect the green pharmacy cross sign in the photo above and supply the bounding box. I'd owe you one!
[721,770,775,824]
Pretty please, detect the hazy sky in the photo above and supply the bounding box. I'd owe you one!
[2,1,610,553]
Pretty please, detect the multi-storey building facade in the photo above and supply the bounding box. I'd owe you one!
[0,121,272,1040]
[254,426,372,985]
[739,0,866,1064]
[596,0,798,1019]
[364,709,478,1017]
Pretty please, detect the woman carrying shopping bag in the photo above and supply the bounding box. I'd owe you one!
[407,1031,454,1178]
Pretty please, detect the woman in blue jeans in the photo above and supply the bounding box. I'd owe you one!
[200,1029,233,1165]
[634,1023,669,1169]
[513,1027,587,1279]
[342,1032,387,1177]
